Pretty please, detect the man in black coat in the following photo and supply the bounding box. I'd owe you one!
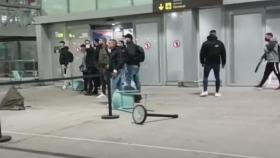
[200,30,226,97]
[107,39,127,92]
[84,41,100,96]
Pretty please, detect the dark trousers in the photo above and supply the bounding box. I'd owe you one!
[203,64,221,93]
[259,62,280,87]
[100,65,107,94]
[82,72,88,91]
[87,67,100,95]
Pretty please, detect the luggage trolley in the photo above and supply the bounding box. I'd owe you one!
[112,90,179,125]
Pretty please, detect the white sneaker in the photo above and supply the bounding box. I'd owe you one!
[215,93,221,97]
[97,93,106,99]
[200,91,208,97]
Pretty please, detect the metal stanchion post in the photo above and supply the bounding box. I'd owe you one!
[0,121,11,143]
[101,72,119,119]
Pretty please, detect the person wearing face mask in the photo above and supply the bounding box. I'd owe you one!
[256,33,280,90]
[59,41,74,90]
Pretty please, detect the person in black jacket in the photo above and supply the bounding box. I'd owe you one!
[108,39,126,92]
[200,30,226,97]
[123,34,144,92]
[59,41,74,90]
[84,42,100,96]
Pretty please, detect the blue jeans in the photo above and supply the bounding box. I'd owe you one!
[111,69,125,93]
[125,65,141,91]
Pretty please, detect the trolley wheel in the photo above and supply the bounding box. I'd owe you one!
[132,105,147,125]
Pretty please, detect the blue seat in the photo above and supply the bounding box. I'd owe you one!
[72,80,84,91]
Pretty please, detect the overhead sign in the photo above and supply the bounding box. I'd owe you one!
[153,0,223,13]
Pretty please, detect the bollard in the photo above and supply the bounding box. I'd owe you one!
[0,121,11,143]
[101,72,119,120]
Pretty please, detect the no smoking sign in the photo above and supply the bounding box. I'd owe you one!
[144,42,152,50]
[173,40,181,48]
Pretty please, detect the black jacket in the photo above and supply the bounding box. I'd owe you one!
[59,47,72,66]
[109,47,126,72]
[200,35,226,65]
[85,47,99,72]
[125,42,141,66]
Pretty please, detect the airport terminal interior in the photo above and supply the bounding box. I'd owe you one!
[0,0,280,158]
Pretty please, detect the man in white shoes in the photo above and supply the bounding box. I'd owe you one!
[200,30,226,97]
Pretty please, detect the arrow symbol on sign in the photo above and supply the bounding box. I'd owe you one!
[159,3,164,11]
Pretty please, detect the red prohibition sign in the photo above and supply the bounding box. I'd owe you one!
[144,42,152,50]
[173,40,181,48]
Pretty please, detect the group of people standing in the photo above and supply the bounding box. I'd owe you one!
[59,34,145,100]
[200,30,280,97]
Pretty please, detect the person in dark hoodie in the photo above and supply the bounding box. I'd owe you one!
[200,30,226,97]
[256,33,280,89]
[84,40,100,96]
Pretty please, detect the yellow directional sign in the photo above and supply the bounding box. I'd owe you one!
[165,2,172,10]
[153,0,223,13]
[158,3,164,11]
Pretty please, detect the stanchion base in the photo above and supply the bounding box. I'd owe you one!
[0,136,12,143]
[101,115,120,120]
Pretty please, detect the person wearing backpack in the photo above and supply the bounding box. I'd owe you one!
[123,34,145,102]
[59,41,74,89]
[256,33,280,90]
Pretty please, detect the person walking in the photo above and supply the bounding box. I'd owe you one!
[256,33,280,89]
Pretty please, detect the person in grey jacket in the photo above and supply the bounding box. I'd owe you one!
[256,33,280,89]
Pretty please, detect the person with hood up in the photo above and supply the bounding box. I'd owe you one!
[200,30,226,97]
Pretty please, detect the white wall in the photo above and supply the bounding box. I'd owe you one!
[164,10,200,85]
[266,10,280,40]
[36,25,52,79]
[165,12,184,82]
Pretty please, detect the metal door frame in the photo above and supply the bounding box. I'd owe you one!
[133,19,164,86]
[225,7,266,86]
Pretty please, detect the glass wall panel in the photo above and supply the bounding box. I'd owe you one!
[98,0,131,10]
[69,0,96,13]
[133,0,152,6]
[0,41,38,78]
[42,0,67,15]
